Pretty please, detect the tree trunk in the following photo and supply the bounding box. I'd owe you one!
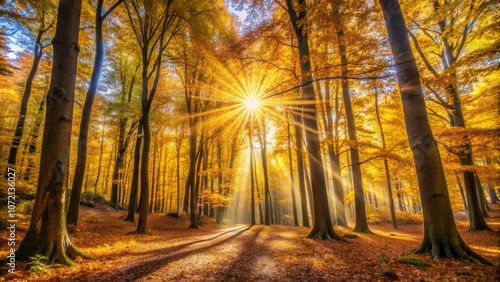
[287,113,299,226]
[189,130,204,229]
[374,89,397,228]
[324,82,347,227]
[67,0,122,227]
[124,122,141,222]
[16,0,91,265]
[23,99,45,181]
[455,172,468,217]
[335,20,370,233]
[249,124,256,225]
[6,19,45,175]
[475,173,489,213]
[286,0,342,240]
[257,119,271,225]
[380,0,490,264]
[292,108,309,227]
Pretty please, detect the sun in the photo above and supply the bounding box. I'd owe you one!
[244,97,260,111]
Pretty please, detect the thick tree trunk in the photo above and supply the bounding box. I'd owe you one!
[286,0,341,240]
[380,0,490,264]
[16,0,91,265]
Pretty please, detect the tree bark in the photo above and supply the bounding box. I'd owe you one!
[23,99,45,181]
[374,89,397,228]
[6,24,45,175]
[257,118,271,225]
[287,112,299,226]
[286,0,342,240]
[380,0,490,264]
[334,15,370,233]
[67,0,123,226]
[249,123,256,225]
[292,108,310,227]
[16,0,91,265]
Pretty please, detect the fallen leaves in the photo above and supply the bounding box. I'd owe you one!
[0,204,498,281]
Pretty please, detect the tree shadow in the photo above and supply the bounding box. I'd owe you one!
[73,225,252,281]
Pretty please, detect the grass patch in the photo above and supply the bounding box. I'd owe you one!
[397,257,430,268]
[378,252,391,264]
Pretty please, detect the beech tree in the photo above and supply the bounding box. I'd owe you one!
[16,0,92,265]
[405,0,493,231]
[284,0,342,240]
[125,0,179,234]
[379,0,490,263]
[67,0,123,228]
[5,10,52,175]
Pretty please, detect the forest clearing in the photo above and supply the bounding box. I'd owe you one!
[0,203,499,281]
[0,0,499,280]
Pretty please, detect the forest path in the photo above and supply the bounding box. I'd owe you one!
[1,204,499,281]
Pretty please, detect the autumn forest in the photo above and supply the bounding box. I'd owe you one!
[0,0,499,280]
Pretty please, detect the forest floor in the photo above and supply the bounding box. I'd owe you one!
[1,204,499,281]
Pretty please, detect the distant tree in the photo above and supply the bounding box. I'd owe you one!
[374,88,397,229]
[379,0,490,264]
[125,0,179,234]
[2,2,55,174]
[406,0,494,231]
[16,0,92,265]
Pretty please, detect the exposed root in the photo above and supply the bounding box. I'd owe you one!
[414,235,492,265]
[127,229,151,235]
[306,226,346,241]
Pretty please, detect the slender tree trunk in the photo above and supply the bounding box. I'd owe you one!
[189,131,204,229]
[292,108,309,227]
[380,0,490,264]
[16,0,92,265]
[149,134,158,213]
[474,173,489,214]
[374,89,397,228]
[287,113,299,226]
[67,0,122,227]
[23,99,45,182]
[249,121,256,225]
[6,19,46,175]
[125,122,142,222]
[455,172,468,217]
[286,0,342,240]
[257,119,271,225]
[334,19,370,233]
[91,120,106,196]
[176,134,183,215]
